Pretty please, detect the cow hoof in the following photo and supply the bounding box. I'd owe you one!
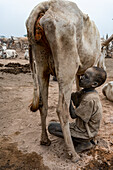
[40,139,51,146]
[71,154,81,163]
[67,151,73,159]
[67,151,81,163]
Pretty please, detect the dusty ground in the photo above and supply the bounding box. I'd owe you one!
[0,53,113,170]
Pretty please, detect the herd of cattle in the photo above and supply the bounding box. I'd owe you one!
[0,36,113,103]
[0,36,113,61]
[0,36,29,59]
[0,36,113,104]
[0,35,113,101]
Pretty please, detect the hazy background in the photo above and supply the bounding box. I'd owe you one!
[0,0,113,38]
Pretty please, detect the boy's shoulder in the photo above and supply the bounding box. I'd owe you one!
[82,89,99,101]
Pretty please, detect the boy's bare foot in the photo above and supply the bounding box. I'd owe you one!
[75,141,93,153]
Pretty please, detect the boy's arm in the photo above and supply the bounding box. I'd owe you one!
[69,100,77,119]
[85,123,93,138]
[71,91,83,107]
[74,100,93,123]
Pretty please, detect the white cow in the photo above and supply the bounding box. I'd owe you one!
[102,81,113,102]
[24,49,29,60]
[2,44,7,51]
[0,50,3,58]
[97,46,107,71]
[26,0,102,162]
[4,49,18,58]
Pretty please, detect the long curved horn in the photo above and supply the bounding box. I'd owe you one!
[101,34,113,46]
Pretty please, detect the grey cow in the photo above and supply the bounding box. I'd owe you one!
[26,0,101,162]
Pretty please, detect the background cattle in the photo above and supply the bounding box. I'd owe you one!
[102,81,113,102]
[24,49,29,60]
[97,46,107,71]
[4,49,18,59]
[17,37,28,51]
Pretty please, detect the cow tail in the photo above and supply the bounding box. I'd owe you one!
[29,44,39,112]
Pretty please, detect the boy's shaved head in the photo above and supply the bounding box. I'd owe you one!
[93,66,107,86]
[87,67,107,87]
[79,66,107,89]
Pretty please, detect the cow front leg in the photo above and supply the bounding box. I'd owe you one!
[38,74,51,146]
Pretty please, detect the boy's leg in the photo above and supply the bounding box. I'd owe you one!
[48,122,64,138]
[75,141,93,153]
[48,122,94,153]
[72,138,94,153]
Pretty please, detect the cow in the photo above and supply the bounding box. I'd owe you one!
[97,46,107,71]
[2,44,7,51]
[26,0,102,162]
[4,49,18,59]
[7,36,15,49]
[18,37,28,51]
[0,50,4,58]
[102,81,113,102]
[24,49,29,60]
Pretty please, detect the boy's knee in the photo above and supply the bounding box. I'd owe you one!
[48,122,56,134]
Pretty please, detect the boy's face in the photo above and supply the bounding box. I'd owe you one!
[79,68,98,88]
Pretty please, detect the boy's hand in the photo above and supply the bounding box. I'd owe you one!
[69,100,77,119]
[71,92,78,106]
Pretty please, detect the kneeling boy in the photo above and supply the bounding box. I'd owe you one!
[48,67,107,152]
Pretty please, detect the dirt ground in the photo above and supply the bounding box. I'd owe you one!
[0,53,113,170]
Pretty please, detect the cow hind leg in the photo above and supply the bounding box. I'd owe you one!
[29,44,51,145]
[38,73,51,146]
[57,81,80,162]
[45,20,81,161]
